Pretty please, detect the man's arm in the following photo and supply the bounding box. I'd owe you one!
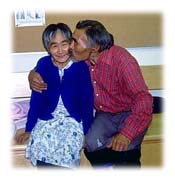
[28,69,47,93]
[107,51,152,152]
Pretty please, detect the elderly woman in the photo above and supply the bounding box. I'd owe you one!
[15,23,94,168]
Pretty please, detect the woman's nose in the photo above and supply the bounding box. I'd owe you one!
[58,45,63,53]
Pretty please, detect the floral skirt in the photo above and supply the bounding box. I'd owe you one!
[25,116,83,168]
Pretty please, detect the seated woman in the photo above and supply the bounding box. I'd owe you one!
[15,23,94,169]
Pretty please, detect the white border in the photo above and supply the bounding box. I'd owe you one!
[1,0,175,179]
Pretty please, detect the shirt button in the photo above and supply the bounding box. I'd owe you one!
[96,93,99,96]
[93,81,96,84]
[91,69,94,71]
[100,105,103,109]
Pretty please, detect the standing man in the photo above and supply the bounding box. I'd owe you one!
[28,20,153,167]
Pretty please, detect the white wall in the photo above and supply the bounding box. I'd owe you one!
[11,46,163,73]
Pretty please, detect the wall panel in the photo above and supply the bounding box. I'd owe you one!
[12,13,162,53]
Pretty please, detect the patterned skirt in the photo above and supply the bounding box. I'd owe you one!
[25,116,83,168]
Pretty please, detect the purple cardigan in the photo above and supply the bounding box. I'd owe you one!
[25,55,94,135]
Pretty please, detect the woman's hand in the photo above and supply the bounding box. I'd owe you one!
[15,132,31,144]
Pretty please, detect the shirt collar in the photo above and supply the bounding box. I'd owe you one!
[59,59,73,71]
[97,49,111,65]
[87,45,115,66]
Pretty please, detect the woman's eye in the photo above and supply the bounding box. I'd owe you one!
[62,42,69,46]
[51,45,57,49]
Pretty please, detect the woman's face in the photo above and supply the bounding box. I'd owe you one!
[49,32,71,67]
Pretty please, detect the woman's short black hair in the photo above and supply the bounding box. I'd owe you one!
[42,23,72,52]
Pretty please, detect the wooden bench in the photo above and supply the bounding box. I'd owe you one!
[140,65,163,166]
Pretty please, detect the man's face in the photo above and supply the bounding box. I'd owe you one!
[72,29,92,61]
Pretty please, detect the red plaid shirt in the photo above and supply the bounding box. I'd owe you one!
[86,45,153,140]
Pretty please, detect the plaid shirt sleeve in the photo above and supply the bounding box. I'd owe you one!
[119,53,153,140]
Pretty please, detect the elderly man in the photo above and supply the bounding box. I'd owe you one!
[28,20,153,167]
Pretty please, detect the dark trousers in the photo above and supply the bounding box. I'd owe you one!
[85,111,145,152]
[84,148,141,167]
[36,160,69,169]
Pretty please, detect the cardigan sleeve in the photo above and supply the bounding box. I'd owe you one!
[25,91,43,132]
[25,57,48,132]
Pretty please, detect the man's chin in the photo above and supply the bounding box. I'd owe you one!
[72,54,81,61]
[73,56,87,62]
[72,52,89,61]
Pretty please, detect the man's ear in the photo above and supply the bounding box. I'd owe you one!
[91,44,100,53]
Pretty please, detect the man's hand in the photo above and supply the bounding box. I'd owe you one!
[28,69,47,93]
[15,132,31,144]
[107,133,131,151]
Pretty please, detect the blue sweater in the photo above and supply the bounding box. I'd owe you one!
[26,55,94,135]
